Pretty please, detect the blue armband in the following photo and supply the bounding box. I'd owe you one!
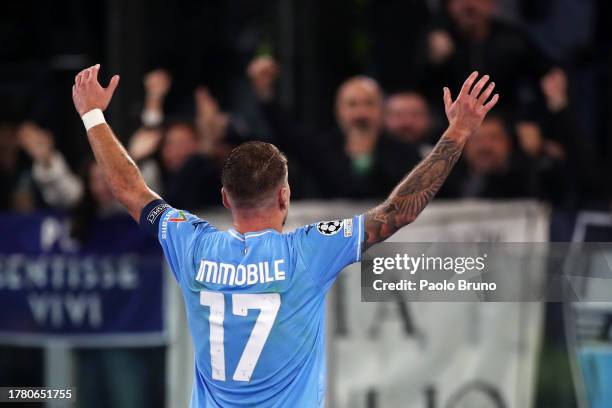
[139,199,171,237]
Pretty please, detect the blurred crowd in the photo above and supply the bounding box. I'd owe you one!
[1,1,610,405]
[1,0,610,239]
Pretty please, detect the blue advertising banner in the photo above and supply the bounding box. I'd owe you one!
[0,213,166,347]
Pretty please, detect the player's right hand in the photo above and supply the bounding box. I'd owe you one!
[443,71,499,140]
[72,64,120,116]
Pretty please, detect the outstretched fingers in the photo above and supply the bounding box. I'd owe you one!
[458,71,479,99]
[478,82,495,105]
[91,64,100,82]
[470,75,490,99]
[106,75,120,97]
[443,87,453,113]
[482,94,500,113]
[75,70,84,86]
[82,67,91,83]
[75,65,100,88]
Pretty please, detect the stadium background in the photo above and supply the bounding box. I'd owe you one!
[1,0,612,407]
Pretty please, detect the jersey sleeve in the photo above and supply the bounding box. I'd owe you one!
[140,199,216,284]
[295,214,364,291]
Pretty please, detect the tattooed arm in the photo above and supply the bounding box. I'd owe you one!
[364,72,500,249]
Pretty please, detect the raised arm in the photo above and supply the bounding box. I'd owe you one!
[364,72,499,249]
[72,64,159,221]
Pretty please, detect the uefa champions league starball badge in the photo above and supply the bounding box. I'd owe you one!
[316,220,343,236]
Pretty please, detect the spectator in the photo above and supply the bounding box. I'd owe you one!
[0,121,82,211]
[0,123,30,210]
[17,122,83,209]
[68,161,162,408]
[141,69,172,128]
[136,69,251,210]
[368,0,432,91]
[309,76,421,198]
[140,68,249,161]
[385,92,437,159]
[517,68,603,207]
[129,120,220,210]
[127,126,164,193]
[161,121,200,174]
[247,56,279,104]
[250,56,418,199]
[440,114,537,199]
[70,160,125,242]
[335,76,384,172]
[417,0,552,117]
[193,86,249,162]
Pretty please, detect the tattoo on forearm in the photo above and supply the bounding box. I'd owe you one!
[364,136,463,249]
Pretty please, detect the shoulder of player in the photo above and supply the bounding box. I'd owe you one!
[294,216,360,241]
[160,208,216,234]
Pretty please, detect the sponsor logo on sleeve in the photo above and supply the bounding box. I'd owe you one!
[161,211,172,239]
[169,210,188,223]
[147,203,171,224]
[317,220,344,236]
[343,218,353,237]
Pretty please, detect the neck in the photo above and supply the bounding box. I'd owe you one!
[231,208,284,234]
[344,128,380,157]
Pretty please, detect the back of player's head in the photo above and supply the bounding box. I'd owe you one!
[221,141,288,209]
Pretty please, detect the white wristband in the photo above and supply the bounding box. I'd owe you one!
[81,109,106,131]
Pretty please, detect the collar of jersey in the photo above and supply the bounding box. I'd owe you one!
[227,228,279,241]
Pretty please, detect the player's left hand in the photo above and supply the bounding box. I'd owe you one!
[72,64,120,116]
[443,71,499,139]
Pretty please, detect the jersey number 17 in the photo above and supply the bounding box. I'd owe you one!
[200,291,281,382]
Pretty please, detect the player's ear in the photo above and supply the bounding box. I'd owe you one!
[221,187,231,210]
[278,186,289,211]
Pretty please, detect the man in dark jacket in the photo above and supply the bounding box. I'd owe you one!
[440,114,537,199]
[417,0,551,116]
[248,57,419,199]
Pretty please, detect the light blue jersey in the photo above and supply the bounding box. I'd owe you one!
[141,200,364,407]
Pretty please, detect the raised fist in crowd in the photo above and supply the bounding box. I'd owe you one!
[128,127,163,162]
[194,87,229,154]
[17,122,55,165]
[429,30,455,65]
[144,69,172,109]
[541,68,568,113]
